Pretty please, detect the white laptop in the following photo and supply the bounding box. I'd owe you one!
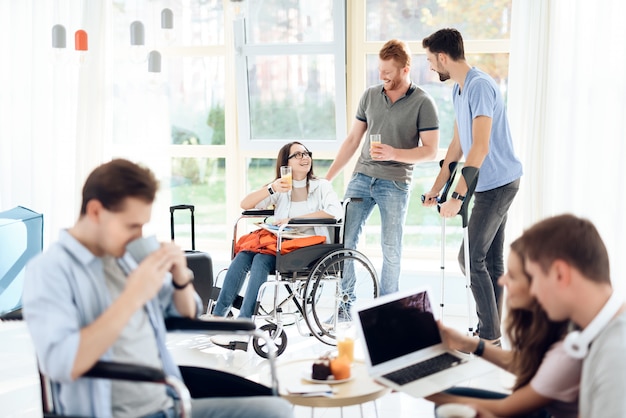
[353,286,497,398]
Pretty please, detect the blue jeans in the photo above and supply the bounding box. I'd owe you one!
[343,173,410,296]
[213,251,276,318]
[458,178,520,340]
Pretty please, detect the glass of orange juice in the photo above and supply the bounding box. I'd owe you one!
[280,166,292,190]
[369,133,381,148]
[337,324,355,364]
[370,134,381,159]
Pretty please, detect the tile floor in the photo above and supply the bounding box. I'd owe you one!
[0,253,514,417]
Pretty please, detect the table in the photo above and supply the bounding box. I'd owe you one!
[275,358,390,417]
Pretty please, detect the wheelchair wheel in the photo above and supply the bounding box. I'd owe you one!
[252,323,288,359]
[302,249,378,345]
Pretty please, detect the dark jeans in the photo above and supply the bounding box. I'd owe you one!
[458,178,520,340]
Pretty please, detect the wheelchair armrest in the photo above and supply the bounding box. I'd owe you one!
[288,217,337,225]
[82,361,191,417]
[241,209,275,217]
[165,317,256,333]
[84,361,166,382]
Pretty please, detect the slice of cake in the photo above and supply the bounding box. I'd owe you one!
[311,358,332,380]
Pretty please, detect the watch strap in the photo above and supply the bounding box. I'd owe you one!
[173,268,194,290]
[267,185,275,195]
[451,191,466,201]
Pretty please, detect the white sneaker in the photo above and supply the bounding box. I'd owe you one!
[210,334,250,351]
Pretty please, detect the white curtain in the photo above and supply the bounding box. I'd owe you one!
[0,0,109,245]
[509,0,626,293]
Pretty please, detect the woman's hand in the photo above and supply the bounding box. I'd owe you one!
[273,217,291,226]
[271,178,291,193]
[437,321,478,353]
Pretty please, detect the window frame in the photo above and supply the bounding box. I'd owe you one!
[232,0,347,152]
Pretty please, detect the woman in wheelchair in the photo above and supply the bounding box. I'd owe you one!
[211,142,342,346]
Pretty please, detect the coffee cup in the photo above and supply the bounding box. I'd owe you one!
[126,235,160,263]
[435,403,477,418]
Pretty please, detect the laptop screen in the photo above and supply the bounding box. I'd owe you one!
[357,289,442,366]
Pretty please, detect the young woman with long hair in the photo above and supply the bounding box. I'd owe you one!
[428,238,581,418]
[210,142,342,347]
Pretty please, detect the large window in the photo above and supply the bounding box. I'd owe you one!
[111,0,231,246]
[233,0,347,151]
[109,0,512,258]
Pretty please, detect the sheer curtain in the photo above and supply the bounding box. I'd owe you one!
[509,0,626,293]
[0,0,109,245]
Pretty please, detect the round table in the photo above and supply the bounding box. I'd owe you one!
[275,357,390,416]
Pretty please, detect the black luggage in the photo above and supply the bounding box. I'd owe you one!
[170,205,214,314]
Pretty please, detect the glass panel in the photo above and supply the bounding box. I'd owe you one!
[365,0,512,42]
[111,56,225,146]
[112,0,224,47]
[366,53,509,149]
[170,157,226,245]
[247,55,337,141]
[170,57,225,145]
[246,0,335,44]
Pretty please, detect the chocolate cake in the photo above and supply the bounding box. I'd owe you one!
[311,358,332,380]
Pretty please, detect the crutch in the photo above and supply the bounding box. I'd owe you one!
[424,160,458,320]
[459,166,479,335]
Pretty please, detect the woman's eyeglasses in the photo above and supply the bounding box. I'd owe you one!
[288,151,312,160]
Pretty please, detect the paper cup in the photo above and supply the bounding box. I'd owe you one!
[435,403,477,418]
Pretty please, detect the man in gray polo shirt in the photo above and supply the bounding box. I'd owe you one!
[326,39,439,304]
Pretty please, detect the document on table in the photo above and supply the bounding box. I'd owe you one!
[287,384,335,397]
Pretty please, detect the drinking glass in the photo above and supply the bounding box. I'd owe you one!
[280,166,292,190]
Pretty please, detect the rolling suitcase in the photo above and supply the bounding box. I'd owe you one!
[170,204,214,314]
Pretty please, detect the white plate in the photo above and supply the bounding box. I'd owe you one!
[301,370,354,384]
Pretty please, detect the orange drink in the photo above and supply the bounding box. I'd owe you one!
[337,337,355,364]
[280,166,292,190]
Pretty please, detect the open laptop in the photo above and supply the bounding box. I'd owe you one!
[353,286,497,398]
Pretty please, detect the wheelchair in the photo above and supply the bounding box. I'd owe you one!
[208,199,380,358]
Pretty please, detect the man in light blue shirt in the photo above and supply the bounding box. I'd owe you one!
[422,29,523,342]
[23,159,292,418]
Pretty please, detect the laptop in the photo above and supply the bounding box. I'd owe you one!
[353,286,497,398]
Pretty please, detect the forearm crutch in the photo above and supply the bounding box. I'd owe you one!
[459,166,479,335]
[422,160,458,320]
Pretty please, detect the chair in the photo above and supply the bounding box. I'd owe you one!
[208,199,380,358]
[1,313,279,418]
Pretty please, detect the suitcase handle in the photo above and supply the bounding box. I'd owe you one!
[170,205,195,250]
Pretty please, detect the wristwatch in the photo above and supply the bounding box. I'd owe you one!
[451,191,466,202]
[173,268,194,290]
[267,185,275,195]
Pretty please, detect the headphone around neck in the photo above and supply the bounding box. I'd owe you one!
[563,291,624,359]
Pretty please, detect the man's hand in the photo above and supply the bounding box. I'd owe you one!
[421,190,440,207]
[163,242,190,288]
[369,143,395,161]
[439,198,463,218]
[125,245,178,303]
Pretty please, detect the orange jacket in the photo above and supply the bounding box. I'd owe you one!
[234,228,326,255]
